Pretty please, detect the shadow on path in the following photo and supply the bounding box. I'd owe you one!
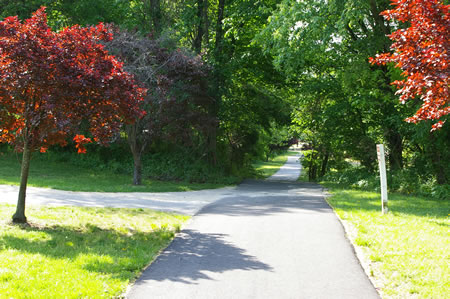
[134,229,272,285]
[198,180,330,217]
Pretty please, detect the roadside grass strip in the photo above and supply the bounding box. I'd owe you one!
[0,204,189,298]
[0,153,229,192]
[252,150,298,178]
[325,187,449,298]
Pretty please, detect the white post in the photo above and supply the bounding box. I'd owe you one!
[376,144,388,214]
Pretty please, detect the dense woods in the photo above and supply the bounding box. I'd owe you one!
[1,0,449,202]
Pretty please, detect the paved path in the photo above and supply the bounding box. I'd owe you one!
[127,153,379,298]
[0,184,236,216]
[266,154,302,181]
[0,152,302,215]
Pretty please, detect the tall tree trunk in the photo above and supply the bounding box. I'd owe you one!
[308,150,318,181]
[133,151,142,185]
[369,0,391,51]
[127,123,145,185]
[386,130,403,170]
[320,151,329,177]
[429,132,447,185]
[205,0,226,165]
[215,0,225,53]
[12,139,32,223]
[193,0,205,54]
[150,0,162,37]
[203,0,209,45]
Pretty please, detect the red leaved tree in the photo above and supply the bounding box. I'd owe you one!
[370,0,449,130]
[0,8,145,223]
[104,28,216,185]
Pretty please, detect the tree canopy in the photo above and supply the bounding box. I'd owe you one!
[0,1,448,223]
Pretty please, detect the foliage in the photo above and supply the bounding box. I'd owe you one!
[1,1,447,193]
[104,27,215,184]
[258,0,449,186]
[0,8,144,153]
[0,204,189,298]
[325,188,449,298]
[370,0,449,130]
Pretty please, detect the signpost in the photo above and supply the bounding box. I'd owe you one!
[376,144,388,214]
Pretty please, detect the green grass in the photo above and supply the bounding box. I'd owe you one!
[252,150,299,178]
[0,204,189,298]
[323,184,450,298]
[0,152,230,192]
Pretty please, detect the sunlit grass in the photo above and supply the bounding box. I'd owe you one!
[0,152,231,192]
[324,185,449,298]
[0,204,189,298]
[252,150,298,178]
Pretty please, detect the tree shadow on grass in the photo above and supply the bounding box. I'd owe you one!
[1,224,272,284]
[0,223,173,280]
[134,229,273,285]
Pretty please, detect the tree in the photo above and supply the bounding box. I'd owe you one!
[370,0,449,130]
[0,8,145,223]
[257,0,416,174]
[105,28,215,185]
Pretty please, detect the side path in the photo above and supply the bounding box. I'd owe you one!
[127,153,379,298]
[0,185,236,216]
[0,151,301,215]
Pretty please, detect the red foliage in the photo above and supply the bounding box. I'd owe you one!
[73,135,92,154]
[370,0,449,130]
[0,7,145,152]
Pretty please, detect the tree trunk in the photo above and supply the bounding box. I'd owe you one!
[150,0,162,37]
[193,0,205,54]
[206,0,226,165]
[320,151,329,177]
[429,132,447,185]
[368,0,391,51]
[207,126,217,165]
[12,139,32,223]
[386,130,403,170]
[308,151,318,181]
[215,0,226,53]
[127,123,145,185]
[133,152,142,185]
[203,0,209,45]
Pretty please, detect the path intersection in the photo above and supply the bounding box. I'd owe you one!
[0,152,378,298]
[127,153,379,298]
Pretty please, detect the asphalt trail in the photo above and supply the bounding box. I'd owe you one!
[127,154,379,298]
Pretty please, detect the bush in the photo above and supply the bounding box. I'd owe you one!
[323,166,449,199]
[40,143,240,185]
[141,149,240,184]
[431,184,450,200]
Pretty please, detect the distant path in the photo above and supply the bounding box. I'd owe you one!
[266,152,301,181]
[126,153,379,298]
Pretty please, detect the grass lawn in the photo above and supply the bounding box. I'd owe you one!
[252,150,299,178]
[0,152,230,192]
[324,184,449,298]
[0,204,189,298]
